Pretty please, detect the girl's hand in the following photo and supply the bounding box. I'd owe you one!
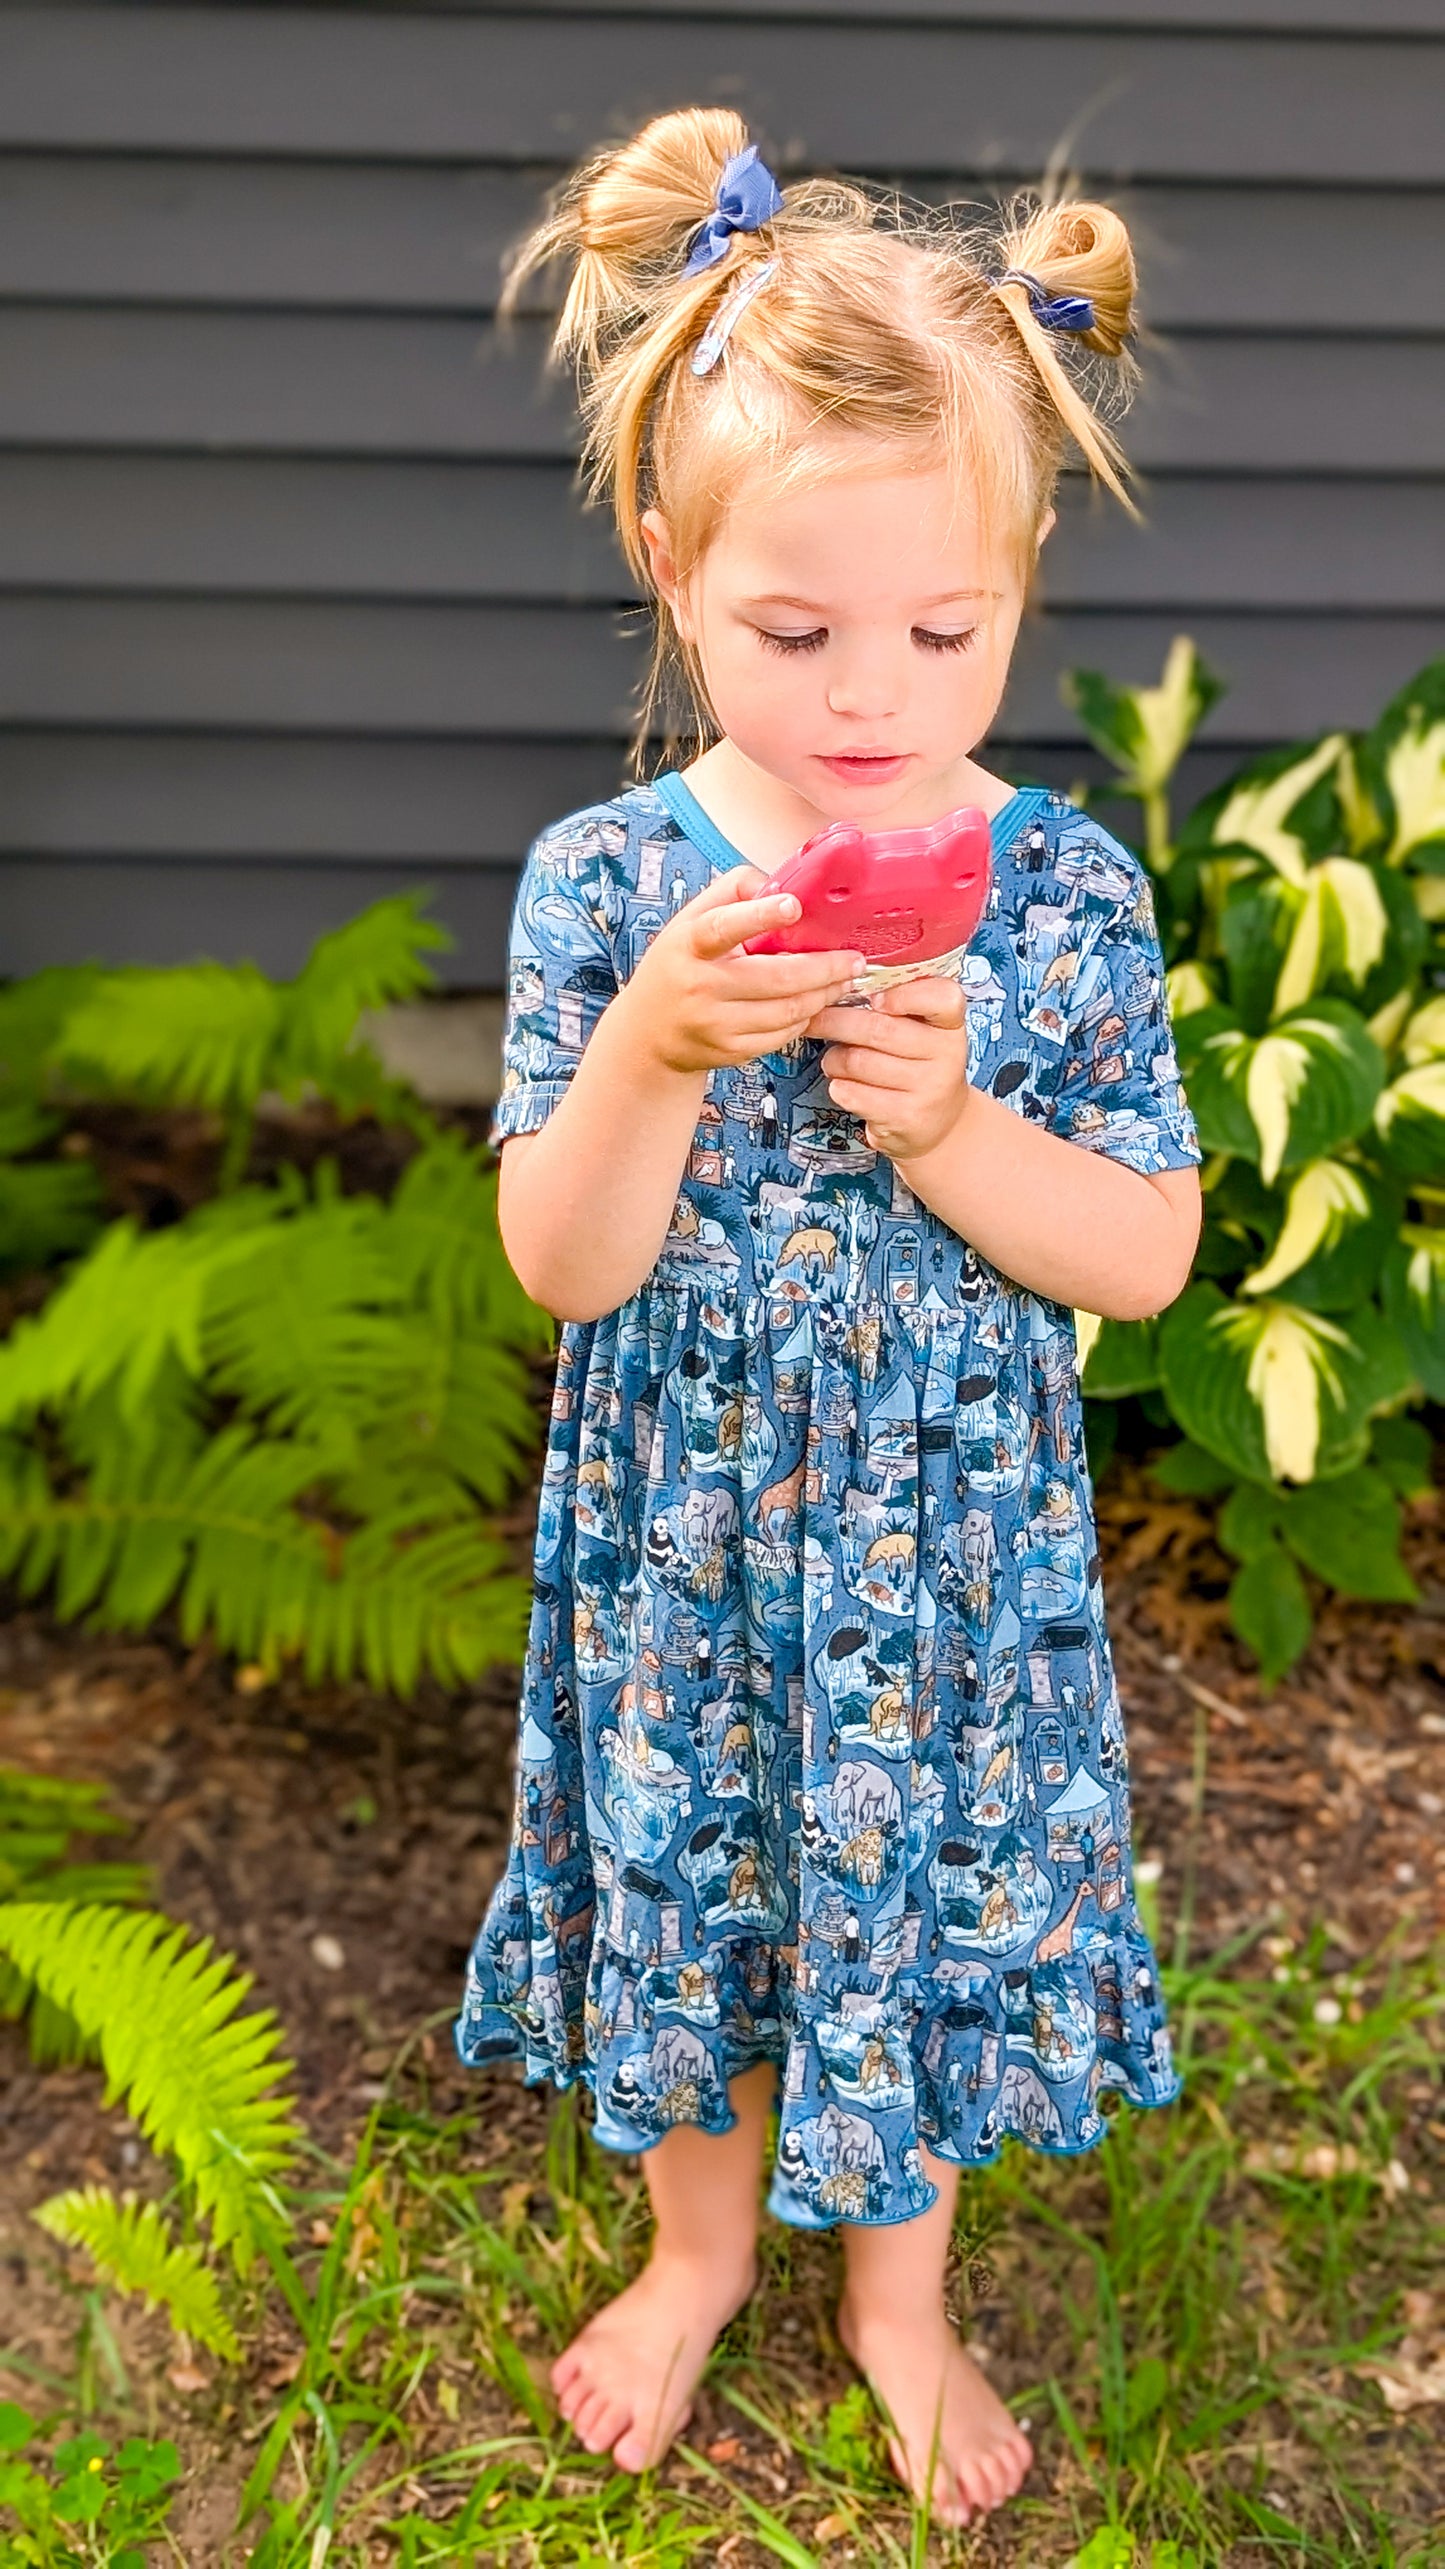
[625,866,866,1077]
[808,975,971,1161]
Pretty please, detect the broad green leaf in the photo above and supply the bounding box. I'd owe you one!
[1081,1316,1161,1399]
[1229,1543,1312,1688]
[1150,1440,1236,1497]
[1219,876,1298,1032]
[1211,734,1347,886]
[1217,1480,1283,1560]
[1402,995,1445,1065]
[1279,1465,1416,1602]
[1382,711,1445,865]
[1375,1060,1445,1181]
[1239,1159,1378,1304]
[1066,637,1221,798]
[1272,859,1388,1016]
[1165,958,1217,1019]
[1371,1413,1434,1499]
[1383,1230,1445,1400]
[1159,1281,1376,1484]
[1184,1002,1383,1184]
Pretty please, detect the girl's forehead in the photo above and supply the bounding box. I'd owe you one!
[701,463,1011,598]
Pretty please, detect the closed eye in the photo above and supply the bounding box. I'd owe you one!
[755,627,979,657]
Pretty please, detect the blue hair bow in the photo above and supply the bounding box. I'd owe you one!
[994,267,1096,334]
[683,143,784,277]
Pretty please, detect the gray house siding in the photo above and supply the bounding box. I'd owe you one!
[0,2,1440,981]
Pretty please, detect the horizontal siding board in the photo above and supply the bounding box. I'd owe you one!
[0,857,521,981]
[1,596,1436,739]
[0,732,630,861]
[1,456,1438,611]
[0,310,1438,473]
[485,0,1443,27]
[0,14,1437,183]
[3,157,1441,336]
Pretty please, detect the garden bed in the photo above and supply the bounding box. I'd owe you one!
[2,1337,1442,2563]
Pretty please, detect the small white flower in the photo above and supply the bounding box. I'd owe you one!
[1312,1996,1342,2026]
[1135,1857,1164,1884]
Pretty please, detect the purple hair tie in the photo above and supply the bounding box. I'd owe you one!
[994,267,1096,334]
[683,143,784,277]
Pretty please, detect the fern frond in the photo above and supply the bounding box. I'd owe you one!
[0,1426,531,1692]
[0,1904,303,2271]
[201,1195,415,1433]
[55,966,283,1116]
[276,894,450,1082]
[33,2185,242,2359]
[0,1160,104,1276]
[384,1133,554,1346]
[0,964,102,1101]
[0,1766,147,2064]
[0,1196,282,1427]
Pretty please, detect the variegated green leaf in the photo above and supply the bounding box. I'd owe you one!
[1211,734,1347,886]
[1240,1160,1371,1299]
[1165,958,1217,1019]
[1271,859,1388,1016]
[1374,1060,1445,1182]
[1066,636,1221,798]
[1183,1001,1383,1185]
[1159,1281,1377,1485]
[1382,712,1445,865]
[1401,995,1445,1066]
[1383,1230,1445,1400]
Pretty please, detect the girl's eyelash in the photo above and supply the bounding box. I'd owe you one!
[755,628,979,657]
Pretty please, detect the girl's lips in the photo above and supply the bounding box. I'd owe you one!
[816,752,912,782]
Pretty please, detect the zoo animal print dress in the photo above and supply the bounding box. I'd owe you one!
[454,773,1201,2230]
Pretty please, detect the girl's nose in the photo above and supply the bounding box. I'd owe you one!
[825,637,904,723]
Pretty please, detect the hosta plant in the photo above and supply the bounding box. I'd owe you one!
[1067,641,1444,1681]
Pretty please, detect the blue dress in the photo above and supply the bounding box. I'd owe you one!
[454,773,1201,2229]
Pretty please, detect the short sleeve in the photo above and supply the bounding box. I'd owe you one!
[486,811,621,1149]
[1047,858,1201,1174]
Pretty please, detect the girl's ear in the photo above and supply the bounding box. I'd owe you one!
[640,506,695,640]
[1034,505,1057,554]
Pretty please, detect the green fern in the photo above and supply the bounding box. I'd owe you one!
[0,1423,531,1692]
[0,1903,303,2272]
[33,2185,243,2359]
[49,894,451,1125]
[0,1158,104,1275]
[0,1766,150,2064]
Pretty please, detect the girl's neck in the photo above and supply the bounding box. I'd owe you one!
[672,739,1021,876]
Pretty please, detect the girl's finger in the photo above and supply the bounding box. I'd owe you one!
[809,1005,939,1055]
[689,883,803,955]
[823,1048,918,1094]
[869,974,968,1026]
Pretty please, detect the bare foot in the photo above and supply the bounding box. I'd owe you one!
[836,2295,1033,2528]
[551,2248,757,2471]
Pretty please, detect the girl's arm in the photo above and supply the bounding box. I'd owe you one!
[894,1094,1201,1321]
[497,870,864,1323]
[811,976,1201,1323]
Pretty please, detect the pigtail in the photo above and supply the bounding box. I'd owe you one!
[498,106,757,367]
[989,201,1141,514]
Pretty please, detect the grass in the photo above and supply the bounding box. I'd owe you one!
[7,1908,1440,2567]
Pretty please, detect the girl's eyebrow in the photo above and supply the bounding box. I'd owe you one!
[738,589,995,610]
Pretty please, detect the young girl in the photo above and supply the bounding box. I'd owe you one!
[455,108,1202,2530]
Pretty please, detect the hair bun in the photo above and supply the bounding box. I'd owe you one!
[998,200,1136,359]
[500,106,755,363]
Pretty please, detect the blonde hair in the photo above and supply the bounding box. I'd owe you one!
[500,107,1142,772]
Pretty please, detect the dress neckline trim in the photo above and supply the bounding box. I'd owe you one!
[649,768,1050,875]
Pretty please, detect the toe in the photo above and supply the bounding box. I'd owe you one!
[611,2425,653,2474]
[573,2390,620,2453]
[551,2346,584,2398]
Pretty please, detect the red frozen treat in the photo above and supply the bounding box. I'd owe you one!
[742,802,991,967]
